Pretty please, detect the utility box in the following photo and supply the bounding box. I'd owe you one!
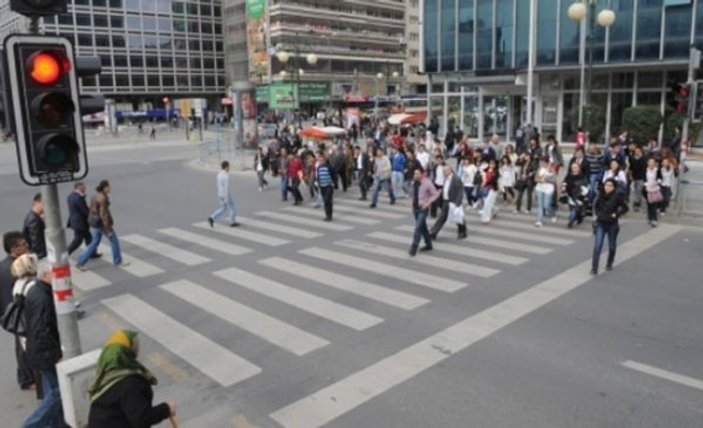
[56,349,101,428]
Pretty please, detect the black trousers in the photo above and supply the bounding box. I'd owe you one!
[15,335,34,389]
[359,174,370,199]
[67,228,92,255]
[321,185,334,219]
[288,178,304,203]
[430,185,443,217]
[431,201,465,237]
[515,182,535,211]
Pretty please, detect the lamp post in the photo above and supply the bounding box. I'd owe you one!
[568,0,616,129]
[375,72,384,116]
[275,31,318,128]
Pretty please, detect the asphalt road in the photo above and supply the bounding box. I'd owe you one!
[0,138,701,428]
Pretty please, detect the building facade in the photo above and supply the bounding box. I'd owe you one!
[234,0,428,108]
[421,0,703,143]
[0,0,226,109]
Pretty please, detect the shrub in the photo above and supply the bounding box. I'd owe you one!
[622,106,662,144]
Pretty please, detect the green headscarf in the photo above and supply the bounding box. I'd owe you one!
[88,329,157,402]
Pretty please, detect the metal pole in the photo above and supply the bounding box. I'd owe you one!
[42,184,82,359]
[578,16,586,128]
[681,47,699,172]
[586,1,595,108]
[526,0,536,126]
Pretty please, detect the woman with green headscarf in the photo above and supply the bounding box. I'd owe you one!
[88,330,175,428]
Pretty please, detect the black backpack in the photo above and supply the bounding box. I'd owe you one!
[1,279,32,336]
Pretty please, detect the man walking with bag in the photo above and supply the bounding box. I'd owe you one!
[409,166,440,256]
[316,152,336,221]
[430,164,467,240]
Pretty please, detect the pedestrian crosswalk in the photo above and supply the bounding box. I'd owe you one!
[74,196,595,394]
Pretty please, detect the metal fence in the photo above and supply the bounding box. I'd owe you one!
[675,178,703,219]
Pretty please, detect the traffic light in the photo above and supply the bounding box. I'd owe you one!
[9,0,67,17]
[3,34,87,185]
[670,82,691,113]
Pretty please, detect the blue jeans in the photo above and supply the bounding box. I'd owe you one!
[280,175,289,201]
[22,368,67,428]
[588,173,600,203]
[592,221,619,271]
[391,171,405,196]
[535,190,554,223]
[77,228,122,266]
[568,206,583,225]
[371,178,395,206]
[211,195,236,224]
[411,209,432,249]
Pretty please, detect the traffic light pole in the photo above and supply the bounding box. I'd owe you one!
[26,19,84,359]
[682,47,700,161]
[42,184,82,359]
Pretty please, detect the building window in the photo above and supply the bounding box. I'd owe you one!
[440,0,456,71]
[114,55,128,66]
[109,0,123,7]
[78,34,93,46]
[496,0,513,68]
[163,75,174,86]
[515,0,528,67]
[173,2,184,14]
[127,16,140,30]
[125,0,139,10]
[110,16,123,28]
[96,35,110,47]
[608,0,634,62]
[76,14,91,26]
[191,75,202,86]
[147,75,160,87]
[636,2,663,60]
[146,57,158,67]
[559,0,580,64]
[93,0,107,7]
[57,14,73,25]
[458,0,473,70]
[113,35,126,47]
[664,4,693,58]
[132,75,145,86]
[536,0,557,65]
[115,75,129,87]
[476,0,492,69]
[157,0,170,13]
[423,0,439,72]
[129,56,143,67]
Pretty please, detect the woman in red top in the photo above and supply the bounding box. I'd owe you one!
[288,153,305,205]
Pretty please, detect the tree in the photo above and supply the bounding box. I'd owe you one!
[622,106,662,144]
[568,104,605,144]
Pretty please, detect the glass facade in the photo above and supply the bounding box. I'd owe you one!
[39,0,225,95]
[424,0,701,73]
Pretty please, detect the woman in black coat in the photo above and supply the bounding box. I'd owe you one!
[88,330,175,428]
[562,162,588,228]
[590,178,629,275]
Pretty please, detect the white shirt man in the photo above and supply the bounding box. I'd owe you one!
[208,161,239,227]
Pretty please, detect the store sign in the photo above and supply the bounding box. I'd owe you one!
[269,83,298,110]
[246,0,270,83]
[298,82,331,102]
[256,85,269,103]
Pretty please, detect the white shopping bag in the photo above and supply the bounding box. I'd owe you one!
[480,190,499,223]
[448,202,465,224]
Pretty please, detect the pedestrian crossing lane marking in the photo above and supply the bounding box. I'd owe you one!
[158,228,251,255]
[331,204,406,219]
[72,269,110,291]
[161,280,328,356]
[270,225,682,428]
[193,222,290,246]
[367,232,528,266]
[335,239,500,278]
[337,199,409,214]
[237,216,324,238]
[470,226,574,245]
[214,267,383,331]
[101,293,260,387]
[299,247,467,293]
[282,208,380,226]
[98,243,164,277]
[394,225,553,255]
[261,257,429,310]
[466,217,591,238]
[121,235,211,266]
[257,211,353,231]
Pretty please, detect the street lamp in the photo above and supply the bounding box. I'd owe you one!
[275,43,318,127]
[568,0,616,130]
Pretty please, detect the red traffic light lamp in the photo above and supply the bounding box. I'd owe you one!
[28,51,64,85]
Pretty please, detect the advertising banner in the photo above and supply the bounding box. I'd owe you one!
[256,85,270,103]
[246,0,270,83]
[269,83,298,110]
[298,82,331,102]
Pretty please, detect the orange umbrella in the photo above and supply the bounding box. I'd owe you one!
[298,127,328,139]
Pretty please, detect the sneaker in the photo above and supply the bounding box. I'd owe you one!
[419,245,433,252]
[258,187,263,192]
[527,209,532,214]
[534,221,543,227]
[229,222,241,227]
[75,264,87,272]
[650,221,658,227]
[369,204,376,208]
[605,264,613,271]
[390,199,396,205]
[589,268,598,276]
[551,216,558,224]
[115,261,130,268]
[323,217,332,222]
[660,211,666,217]
[90,252,103,259]
[408,248,417,257]
[513,209,520,214]
[207,217,214,228]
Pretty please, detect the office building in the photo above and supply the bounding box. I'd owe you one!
[421,0,703,143]
[0,0,226,108]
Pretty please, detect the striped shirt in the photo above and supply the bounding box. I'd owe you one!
[317,164,333,187]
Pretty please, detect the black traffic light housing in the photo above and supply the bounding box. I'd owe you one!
[10,0,67,17]
[3,34,87,185]
[669,82,691,113]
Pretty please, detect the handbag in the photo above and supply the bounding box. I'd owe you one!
[88,212,101,228]
[448,202,464,224]
[647,186,663,203]
[1,279,32,336]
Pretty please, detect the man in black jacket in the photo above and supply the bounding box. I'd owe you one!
[22,264,68,428]
[66,182,100,257]
[0,231,35,391]
[430,164,467,240]
[22,193,46,259]
[354,145,372,200]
